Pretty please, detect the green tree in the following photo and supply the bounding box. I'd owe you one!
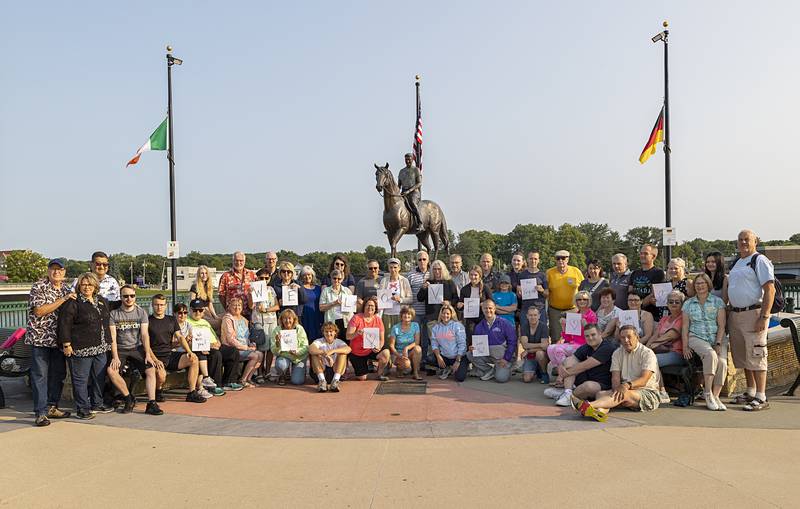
[364,245,389,268]
[65,258,89,279]
[622,226,663,267]
[6,250,49,282]
[499,224,557,266]
[454,230,504,268]
[577,223,622,268]
[790,233,800,244]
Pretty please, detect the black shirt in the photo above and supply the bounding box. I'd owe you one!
[573,339,615,389]
[629,267,666,319]
[148,314,180,356]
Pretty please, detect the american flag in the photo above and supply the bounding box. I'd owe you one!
[413,82,423,172]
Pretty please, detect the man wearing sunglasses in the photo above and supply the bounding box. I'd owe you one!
[106,286,163,415]
[356,260,382,312]
[72,251,121,311]
[546,250,584,342]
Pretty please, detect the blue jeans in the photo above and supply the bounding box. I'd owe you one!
[69,354,106,414]
[31,346,67,416]
[656,351,685,368]
[275,356,306,385]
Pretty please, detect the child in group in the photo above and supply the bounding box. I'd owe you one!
[308,321,351,392]
[492,275,518,327]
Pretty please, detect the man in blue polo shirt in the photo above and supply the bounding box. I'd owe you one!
[468,299,517,382]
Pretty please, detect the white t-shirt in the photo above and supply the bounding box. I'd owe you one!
[728,254,775,308]
[311,338,348,367]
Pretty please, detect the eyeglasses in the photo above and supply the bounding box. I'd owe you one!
[259,276,270,280]
[122,294,136,299]
[94,262,109,267]
[368,267,379,270]
[667,300,682,304]
[332,277,343,281]
[176,311,188,315]
[576,298,588,302]
[418,258,428,262]
[280,270,291,274]
[556,256,568,260]
[334,262,345,266]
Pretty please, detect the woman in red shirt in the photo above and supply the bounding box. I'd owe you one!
[345,296,390,381]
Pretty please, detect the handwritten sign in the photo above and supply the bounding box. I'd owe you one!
[472,334,490,357]
[362,327,380,349]
[191,328,211,351]
[282,285,298,306]
[428,284,443,304]
[565,312,582,336]
[279,329,298,351]
[377,289,394,310]
[251,280,268,303]
[652,282,673,307]
[464,298,481,319]
[618,310,640,329]
[341,294,357,313]
[520,278,539,300]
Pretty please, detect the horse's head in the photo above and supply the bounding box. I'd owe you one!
[374,162,391,192]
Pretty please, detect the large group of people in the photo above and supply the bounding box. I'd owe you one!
[25,228,778,426]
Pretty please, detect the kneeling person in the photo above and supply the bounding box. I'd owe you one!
[148,295,204,403]
[309,322,351,392]
[572,325,661,422]
[548,324,614,407]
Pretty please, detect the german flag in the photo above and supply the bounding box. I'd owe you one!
[639,107,664,164]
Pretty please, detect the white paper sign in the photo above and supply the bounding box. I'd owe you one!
[520,278,539,300]
[565,312,582,336]
[282,285,298,306]
[362,327,380,349]
[191,328,211,351]
[652,282,673,307]
[250,280,268,303]
[662,227,677,246]
[279,329,298,351]
[377,289,394,310]
[428,284,443,304]
[167,241,179,259]
[341,294,357,313]
[464,298,481,319]
[618,310,640,329]
[472,334,490,357]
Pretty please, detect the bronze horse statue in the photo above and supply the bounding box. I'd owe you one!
[374,163,450,260]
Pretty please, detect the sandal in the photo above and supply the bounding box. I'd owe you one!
[743,398,769,412]
[241,381,254,388]
[412,374,423,381]
[378,375,389,381]
[731,393,754,405]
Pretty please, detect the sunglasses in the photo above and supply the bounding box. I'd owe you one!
[368,267,379,270]
[259,276,270,280]
[667,299,682,304]
[576,298,588,302]
[418,258,428,261]
[122,295,136,299]
[191,308,205,313]
[94,262,109,267]
[176,311,188,315]
[556,256,568,260]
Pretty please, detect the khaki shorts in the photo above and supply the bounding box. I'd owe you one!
[728,308,768,371]
[636,388,660,412]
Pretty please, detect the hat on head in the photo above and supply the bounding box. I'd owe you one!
[190,299,206,310]
[555,250,570,258]
[387,257,401,265]
[499,274,512,284]
[48,258,66,268]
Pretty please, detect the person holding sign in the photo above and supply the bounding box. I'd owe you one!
[220,297,262,389]
[272,262,306,316]
[416,260,459,361]
[173,303,214,400]
[271,309,309,386]
[595,288,622,341]
[319,269,355,340]
[250,269,280,384]
[458,267,493,345]
[612,293,654,345]
[388,306,422,380]
[309,322,351,392]
[429,304,468,382]
[516,251,548,334]
[378,258,413,332]
[547,291,597,372]
[628,244,666,320]
[468,299,517,382]
[187,300,228,397]
[346,297,390,381]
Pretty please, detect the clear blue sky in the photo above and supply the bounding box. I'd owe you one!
[2,1,798,259]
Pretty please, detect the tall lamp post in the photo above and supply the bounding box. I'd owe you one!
[166,45,182,305]
[652,22,672,262]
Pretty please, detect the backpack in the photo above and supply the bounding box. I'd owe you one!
[729,253,784,314]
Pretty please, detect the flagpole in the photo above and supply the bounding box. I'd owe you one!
[662,21,671,263]
[166,45,181,305]
[414,75,422,171]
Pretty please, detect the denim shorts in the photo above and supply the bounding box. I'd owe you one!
[522,358,541,373]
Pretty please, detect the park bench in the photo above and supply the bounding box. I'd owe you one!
[0,327,31,409]
[779,316,800,396]
[660,354,703,406]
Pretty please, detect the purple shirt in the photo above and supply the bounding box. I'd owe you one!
[474,316,517,362]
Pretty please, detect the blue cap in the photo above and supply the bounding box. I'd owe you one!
[48,258,66,268]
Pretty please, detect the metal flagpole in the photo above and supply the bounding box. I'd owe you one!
[652,21,671,262]
[166,45,182,305]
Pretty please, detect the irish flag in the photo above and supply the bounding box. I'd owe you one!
[126,117,168,167]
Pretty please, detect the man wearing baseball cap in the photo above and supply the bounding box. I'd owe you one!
[26,258,76,426]
[546,250,584,342]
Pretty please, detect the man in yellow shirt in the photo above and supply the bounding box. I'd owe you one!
[546,250,584,341]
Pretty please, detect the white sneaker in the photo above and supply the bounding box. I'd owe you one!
[202,377,217,390]
[480,367,496,381]
[197,388,213,399]
[659,390,671,404]
[543,387,565,399]
[439,367,452,380]
[714,395,727,411]
[705,393,719,411]
[555,390,573,407]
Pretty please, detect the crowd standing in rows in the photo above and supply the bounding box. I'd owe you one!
[25,229,777,426]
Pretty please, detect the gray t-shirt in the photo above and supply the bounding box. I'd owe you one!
[110,305,149,350]
[356,277,380,302]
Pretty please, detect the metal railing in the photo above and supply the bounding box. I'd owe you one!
[782,281,800,312]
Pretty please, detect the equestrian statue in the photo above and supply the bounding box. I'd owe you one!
[374,153,450,260]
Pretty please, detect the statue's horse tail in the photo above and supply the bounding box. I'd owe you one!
[439,205,450,255]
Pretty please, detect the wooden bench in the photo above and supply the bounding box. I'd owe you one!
[779,316,800,396]
[0,328,31,409]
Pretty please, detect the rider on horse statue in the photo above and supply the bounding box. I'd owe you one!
[398,153,424,232]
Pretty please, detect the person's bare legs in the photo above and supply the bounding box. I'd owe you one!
[375,350,390,379]
[560,356,579,388]
[754,370,767,395]
[107,366,130,396]
[536,350,548,375]
[175,354,199,392]
[589,388,642,413]
[410,345,422,378]
[240,352,263,384]
[144,367,157,400]
[573,381,602,400]
[310,354,325,377]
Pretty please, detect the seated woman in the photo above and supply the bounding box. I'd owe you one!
[173,303,213,400]
[520,307,551,383]
[187,300,227,396]
[346,296,390,381]
[388,306,422,380]
[417,259,459,349]
[681,274,727,411]
[57,272,112,419]
[251,268,279,384]
[220,297,262,389]
[646,290,685,404]
[594,288,621,340]
[319,269,354,340]
[547,291,597,372]
[271,309,309,386]
[612,292,655,345]
[309,321,351,392]
[430,303,468,382]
